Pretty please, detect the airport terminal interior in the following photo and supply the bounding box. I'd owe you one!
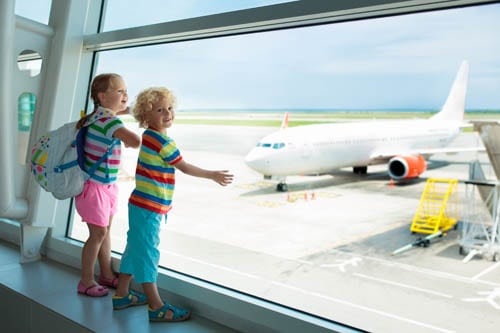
[1,1,500,332]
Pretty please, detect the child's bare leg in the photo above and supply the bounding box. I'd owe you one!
[98,219,114,279]
[81,224,107,286]
[142,282,163,310]
[115,273,133,297]
[112,273,147,309]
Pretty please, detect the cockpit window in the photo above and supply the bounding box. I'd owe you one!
[257,142,284,149]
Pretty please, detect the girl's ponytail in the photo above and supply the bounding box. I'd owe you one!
[76,106,97,129]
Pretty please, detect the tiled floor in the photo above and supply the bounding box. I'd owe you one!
[0,240,239,333]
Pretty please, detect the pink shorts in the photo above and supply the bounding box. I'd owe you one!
[75,180,118,227]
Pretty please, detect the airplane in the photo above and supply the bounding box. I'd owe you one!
[244,60,474,192]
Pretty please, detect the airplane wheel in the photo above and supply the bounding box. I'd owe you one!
[277,183,288,192]
[353,166,367,175]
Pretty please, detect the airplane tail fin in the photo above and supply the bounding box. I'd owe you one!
[430,60,469,123]
[280,112,289,129]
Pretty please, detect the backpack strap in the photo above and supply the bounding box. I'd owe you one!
[76,111,121,177]
[54,159,79,173]
[85,138,119,177]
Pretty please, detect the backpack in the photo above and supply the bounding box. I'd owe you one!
[30,121,118,200]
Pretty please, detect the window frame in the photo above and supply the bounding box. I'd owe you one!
[84,0,498,51]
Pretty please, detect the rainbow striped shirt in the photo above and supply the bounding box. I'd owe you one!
[129,129,183,214]
[83,107,124,184]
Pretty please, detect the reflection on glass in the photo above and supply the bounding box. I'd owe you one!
[17,92,36,164]
[18,92,36,132]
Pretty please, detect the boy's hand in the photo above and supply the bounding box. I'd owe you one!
[213,170,234,186]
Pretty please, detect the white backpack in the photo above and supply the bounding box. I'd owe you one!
[30,121,118,200]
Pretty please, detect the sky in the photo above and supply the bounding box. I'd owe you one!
[15,1,500,111]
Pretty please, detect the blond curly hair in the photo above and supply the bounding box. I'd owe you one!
[132,87,176,128]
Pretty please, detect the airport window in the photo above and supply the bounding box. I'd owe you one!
[14,0,52,25]
[101,0,296,31]
[67,2,500,331]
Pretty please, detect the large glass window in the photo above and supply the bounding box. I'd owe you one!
[71,3,500,331]
[15,0,52,24]
[102,0,296,31]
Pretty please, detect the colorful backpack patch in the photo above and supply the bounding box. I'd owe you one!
[30,121,117,200]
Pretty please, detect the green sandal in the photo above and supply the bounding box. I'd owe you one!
[112,290,147,310]
[149,303,191,322]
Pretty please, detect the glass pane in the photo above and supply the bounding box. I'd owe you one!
[15,0,52,25]
[70,4,500,331]
[17,50,43,77]
[102,0,296,31]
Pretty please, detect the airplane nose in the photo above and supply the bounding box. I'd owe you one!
[244,149,267,173]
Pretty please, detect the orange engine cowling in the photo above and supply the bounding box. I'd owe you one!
[387,155,427,180]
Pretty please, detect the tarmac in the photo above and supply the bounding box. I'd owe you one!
[71,123,500,333]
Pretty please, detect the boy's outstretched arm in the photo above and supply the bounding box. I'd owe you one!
[174,160,234,186]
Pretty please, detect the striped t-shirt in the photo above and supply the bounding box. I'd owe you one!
[83,107,124,184]
[129,129,183,214]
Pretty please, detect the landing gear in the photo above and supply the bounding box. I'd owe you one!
[277,182,288,192]
[353,166,367,175]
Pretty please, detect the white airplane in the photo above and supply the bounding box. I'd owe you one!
[245,61,473,192]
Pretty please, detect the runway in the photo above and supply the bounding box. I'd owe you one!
[72,123,500,332]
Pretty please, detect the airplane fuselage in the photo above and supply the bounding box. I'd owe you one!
[244,119,460,177]
[244,61,469,186]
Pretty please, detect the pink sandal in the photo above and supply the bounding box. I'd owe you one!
[77,281,108,297]
[98,275,119,289]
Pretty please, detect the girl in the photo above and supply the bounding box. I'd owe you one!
[111,87,233,321]
[76,73,141,297]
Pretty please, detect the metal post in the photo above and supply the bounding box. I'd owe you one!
[0,0,29,219]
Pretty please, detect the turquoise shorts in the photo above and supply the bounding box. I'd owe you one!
[119,203,163,284]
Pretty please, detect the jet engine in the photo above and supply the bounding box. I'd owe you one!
[387,155,427,180]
